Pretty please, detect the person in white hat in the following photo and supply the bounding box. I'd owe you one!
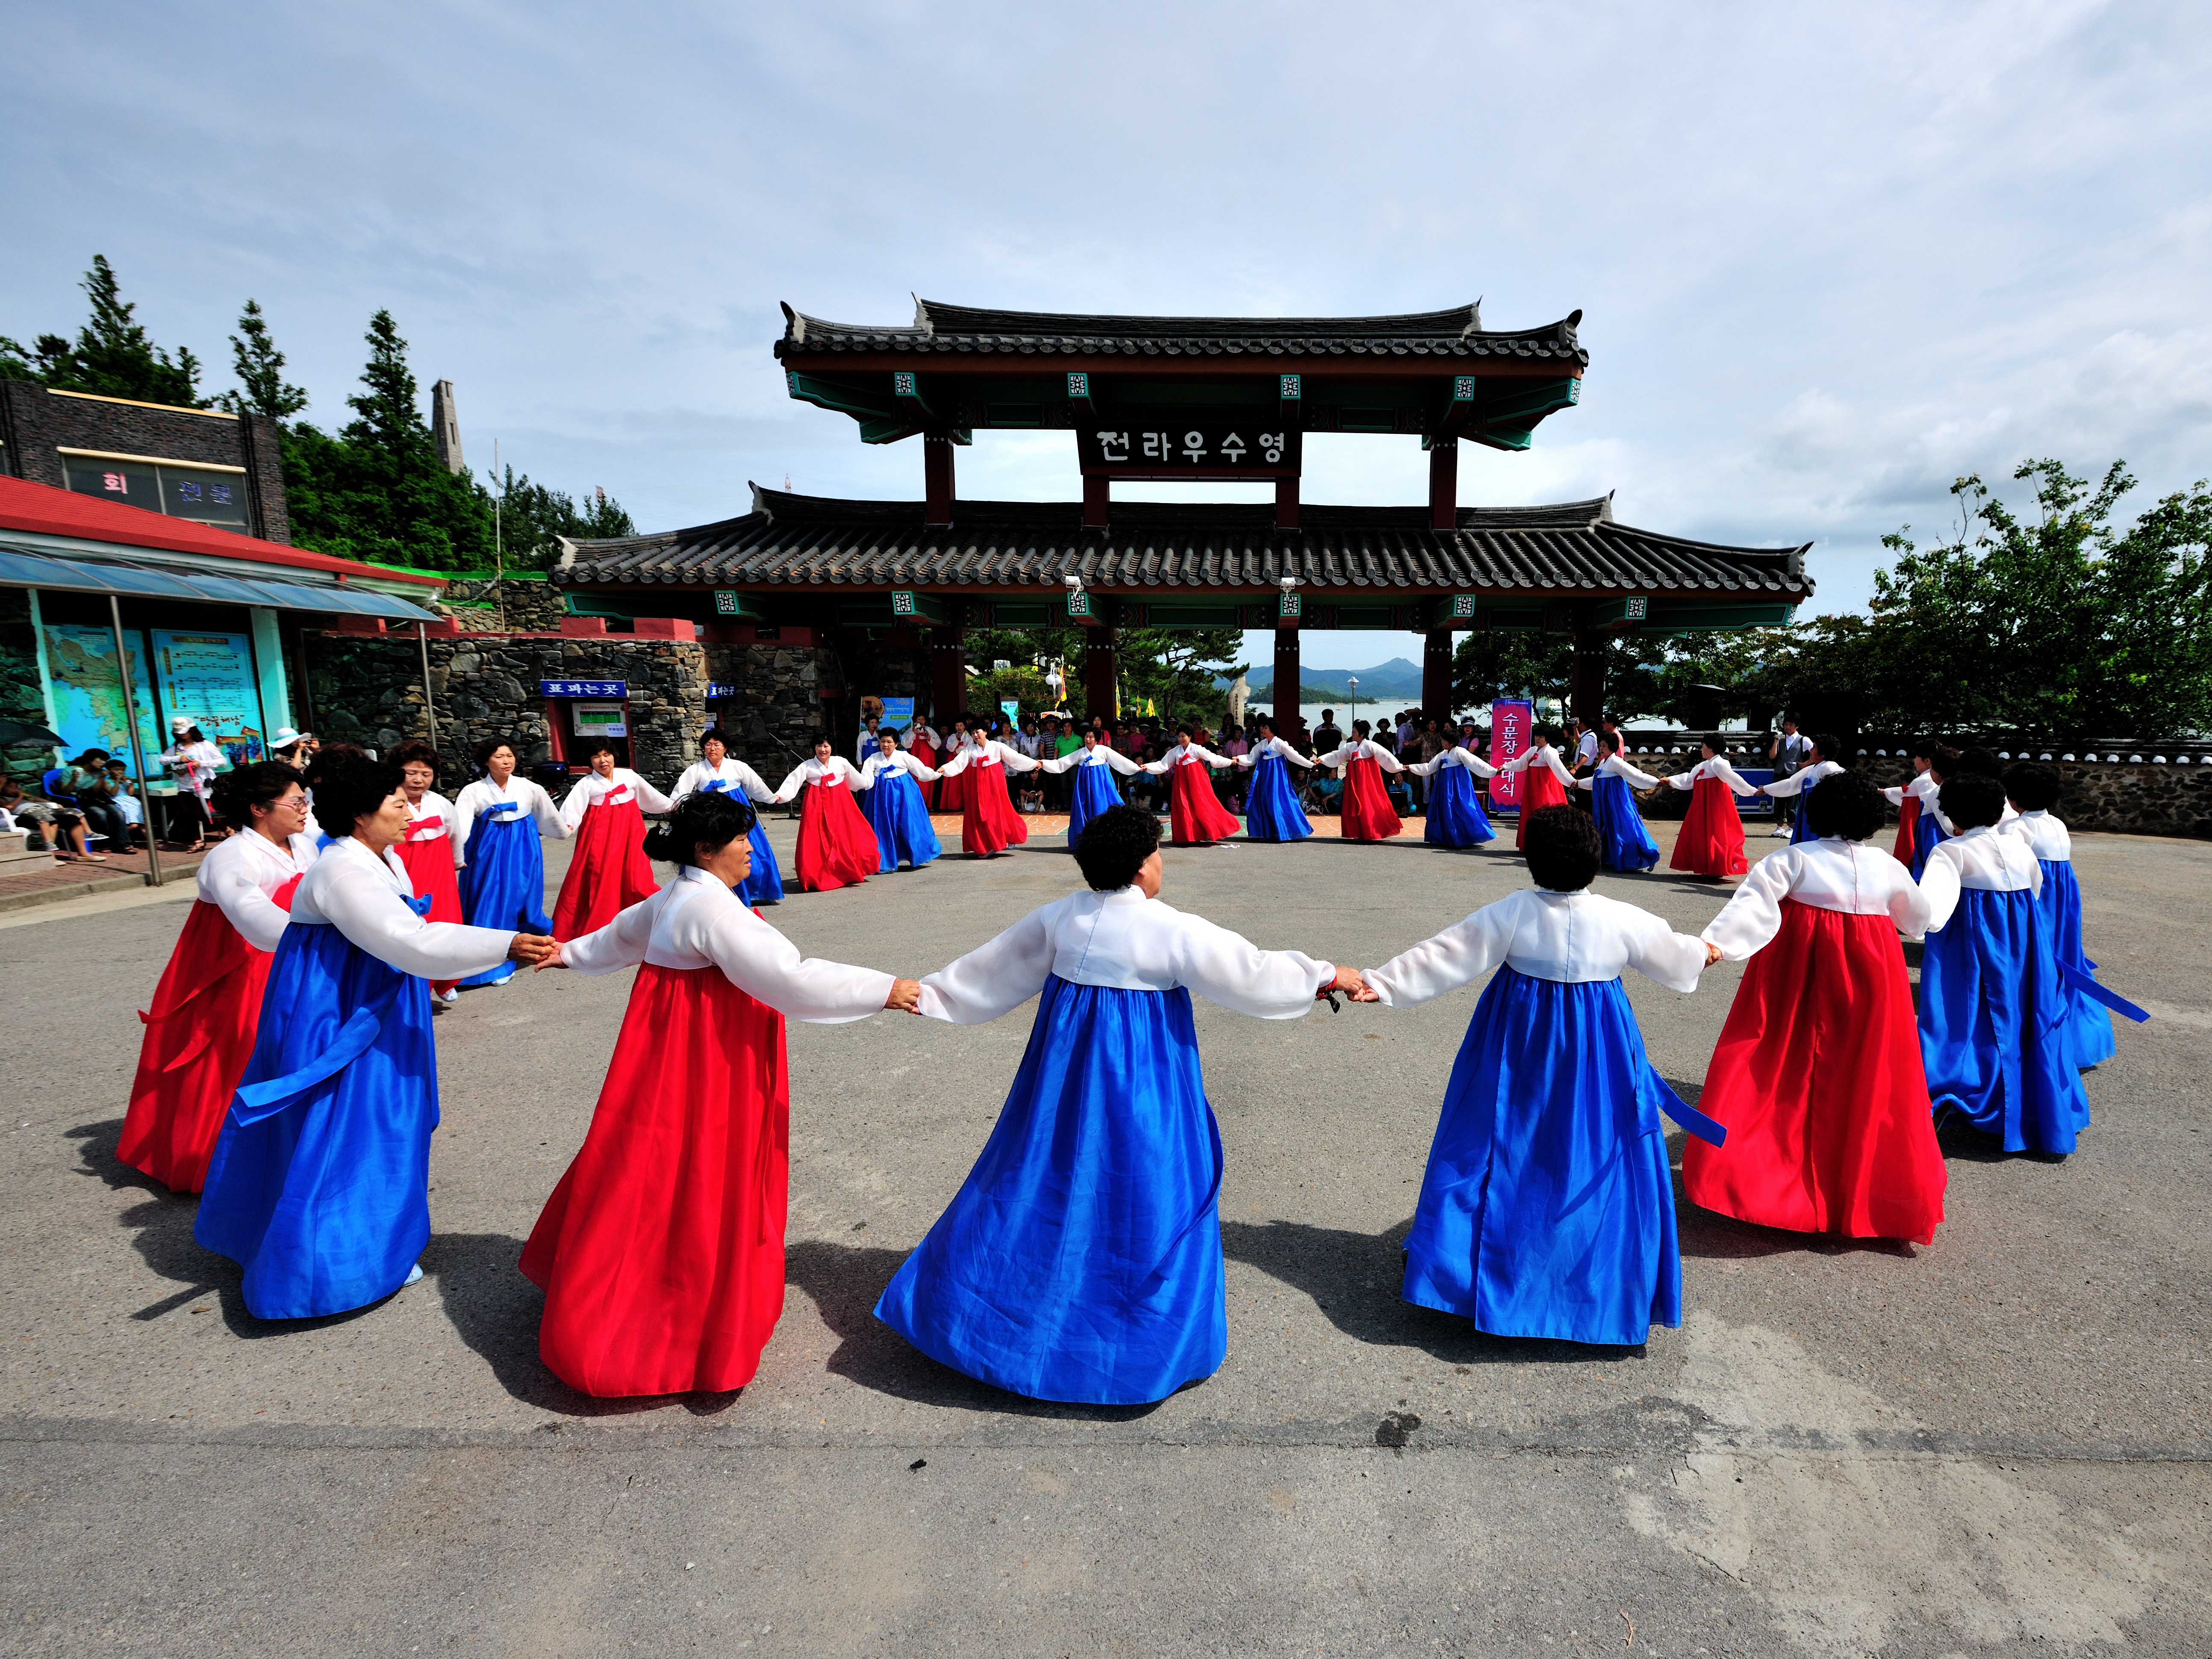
[160,718,227,851]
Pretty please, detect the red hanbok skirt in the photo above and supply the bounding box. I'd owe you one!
[937,756,972,816]
[1684,899,1946,1244]
[1168,761,1239,845]
[1672,776,1750,878]
[910,738,939,809]
[398,835,465,994]
[521,962,790,1397]
[961,760,1030,856]
[117,876,300,1193]
[793,779,876,891]
[1339,755,1403,842]
[1891,793,1920,868]
[553,796,659,941]
[1514,768,1569,848]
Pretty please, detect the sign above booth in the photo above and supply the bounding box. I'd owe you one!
[540,679,625,698]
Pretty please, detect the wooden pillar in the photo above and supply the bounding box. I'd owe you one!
[1571,629,1606,729]
[1272,627,1301,734]
[1428,440,1458,531]
[1275,476,1299,530]
[1083,474,1110,527]
[924,436,955,526]
[931,628,966,721]
[1423,626,1455,722]
[1083,627,1118,720]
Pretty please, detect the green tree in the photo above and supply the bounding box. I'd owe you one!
[3,256,205,405]
[491,469,638,569]
[217,299,308,419]
[1449,630,1674,723]
[1116,627,1246,727]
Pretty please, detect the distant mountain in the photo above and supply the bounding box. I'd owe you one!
[1234,657,1427,703]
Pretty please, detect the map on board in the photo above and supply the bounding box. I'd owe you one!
[40,625,161,775]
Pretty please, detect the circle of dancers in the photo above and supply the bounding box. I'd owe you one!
[114,722,2145,1406]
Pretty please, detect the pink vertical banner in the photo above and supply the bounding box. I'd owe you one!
[1489,698,1533,810]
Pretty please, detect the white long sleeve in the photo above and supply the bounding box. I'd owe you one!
[1670,757,1759,795]
[559,768,669,830]
[1919,825,2043,931]
[1043,745,1143,776]
[934,739,1037,778]
[1410,746,1497,778]
[1762,759,1844,799]
[194,829,314,953]
[917,888,1333,1024]
[1701,839,1931,960]
[294,837,516,980]
[450,776,567,865]
[1234,735,1317,769]
[772,756,866,801]
[1314,740,1406,774]
[1364,888,1708,1003]
[1497,744,1576,787]
[1143,742,1231,775]
[673,759,777,804]
[858,751,940,788]
[2005,809,2073,862]
[1575,754,1663,791]
[559,867,893,1022]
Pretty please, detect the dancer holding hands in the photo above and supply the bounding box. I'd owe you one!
[931,727,1040,857]
[451,737,566,987]
[1571,732,1662,872]
[1406,738,1497,848]
[854,728,943,872]
[1314,721,1406,842]
[2003,762,2147,1069]
[390,741,465,1003]
[1232,717,1318,843]
[1757,733,1847,843]
[673,728,784,906]
[772,738,879,892]
[1664,740,1761,878]
[1040,727,1144,846]
[1496,728,1576,850]
[1885,742,1944,878]
[1145,726,1240,847]
[552,743,672,940]
[521,790,919,1397]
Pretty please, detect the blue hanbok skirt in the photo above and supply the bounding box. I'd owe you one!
[866,769,942,871]
[1919,887,2090,1153]
[1405,966,1720,1347]
[1241,752,1311,843]
[693,781,783,905]
[1066,762,1125,847]
[1423,764,1496,847]
[457,809,550,986]
[1591,775,1659,872]
[2038,859,2115,1070]
[1909,807,1946,878]
[1790,792,1819,844]
[875,975,1227,1404]
[194,903,440,1319]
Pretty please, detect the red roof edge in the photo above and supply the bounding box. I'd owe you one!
[0,473,445,589]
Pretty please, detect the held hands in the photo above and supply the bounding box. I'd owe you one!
[885,978,923,1014]
[1335,965,1382,1004]
[1704,942,1724,967]
[511,932,562,968]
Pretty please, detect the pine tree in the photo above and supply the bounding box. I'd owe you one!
[23,256,206,406]
[218,299,307,420]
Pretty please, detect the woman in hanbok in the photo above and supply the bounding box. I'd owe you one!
[673,728,785,906]
[551,743,671,940]
[451,738,566,988]
[1406,740,1497,848]
[854,729,943,872]
[1231,718,1317,843]
[1144,728,1240,847]
[1570,734,1662,872]
[1664,741,1759,878]
[1314,722,1407,842]
[932,729,1040,857]
[1040,728,1143,846]
[1496,731,1576,850]
[879,806,1359,1404]
[1916,773,2090,1155]
[1349,807,1722,1346]
[389,741,465,1004]
[771,739,879,891]
[934,720,975,818]
[195,751,554,1318]
[1884,743,1943,877]
[523,790,919,1397]
[118,762,317,1193]
[2004,763,2139,1070]
[1757,734,1846,844]
[1690,772,1945,1244]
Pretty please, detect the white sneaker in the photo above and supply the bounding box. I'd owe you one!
[402,1264,424,1287]
[440,988,458,1004]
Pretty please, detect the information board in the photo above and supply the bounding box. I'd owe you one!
[1488,699,1534,812]
[39,624,161,774]
[153,630,266,764]
[876,696,915,734]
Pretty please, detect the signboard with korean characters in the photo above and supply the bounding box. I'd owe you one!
[1076,421,1302,480]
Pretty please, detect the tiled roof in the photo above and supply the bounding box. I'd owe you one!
[776,300,1588,367]
[554,489,1810,601]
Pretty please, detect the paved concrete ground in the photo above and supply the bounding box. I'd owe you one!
[2,820,2208,1656]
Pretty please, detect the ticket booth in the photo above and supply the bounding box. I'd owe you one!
[540,678,631,774]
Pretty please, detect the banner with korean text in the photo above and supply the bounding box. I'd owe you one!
[1488,699,1534,813]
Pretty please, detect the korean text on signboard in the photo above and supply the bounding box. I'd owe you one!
[1488,699,1534,811]
[539,680,626,698]
[155,631,266,763]
[1077,422,1301,480]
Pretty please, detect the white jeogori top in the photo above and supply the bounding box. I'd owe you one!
[934,739,1040,778]
[1364,888,1708,1002]
[559,866,894,1021]
[1701,839,1932,960]
[673,758,777,804]
[1761,758,1845,798]
[771,756,866,801]
[857,750,942,788]
[1234,735,1317,769]
[917,887,1334,1023]
[1919,824,2043,931]
[404,791,457,844]
[1574,754,1663,791]
[1144,740,1231,774]
[1497,744,1577,787]
[1667,756,1760,795]
[1042,743,1144,776]
[450,775,568,865]
[291,836,516,980]
[2005,808,2072,863]
[1314,739,1406,773]
[1882,770,1940,808]
[1407,746,1497,778]
[559,768,674,831]
[194,826,319,952]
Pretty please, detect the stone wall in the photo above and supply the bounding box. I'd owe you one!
[0,588,50,786]
[435,576,566,634]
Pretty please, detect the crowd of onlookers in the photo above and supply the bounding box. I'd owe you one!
[0,718,322,866]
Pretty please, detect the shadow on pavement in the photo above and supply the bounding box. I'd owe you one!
[784,1237,1165,1423]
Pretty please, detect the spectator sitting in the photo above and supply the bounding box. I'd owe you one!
[102,759,150,849]
[3,771,99,862]
[1312,708,1343,756]
[56,750,133,851]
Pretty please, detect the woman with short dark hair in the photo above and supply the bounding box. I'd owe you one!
[673,729,784,906]
[552,742,672,940]
[390,741,465,1003]
[451,738,567,987]
[1661,740,1760,878]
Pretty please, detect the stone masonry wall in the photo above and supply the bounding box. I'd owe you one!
[436,576,566,634]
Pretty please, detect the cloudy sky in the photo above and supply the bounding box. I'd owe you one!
[6,2,2206,672]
